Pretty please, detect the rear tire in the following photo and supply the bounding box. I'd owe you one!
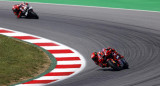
[108,60,121,71]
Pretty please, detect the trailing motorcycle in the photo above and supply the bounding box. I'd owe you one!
[12,3,39,19]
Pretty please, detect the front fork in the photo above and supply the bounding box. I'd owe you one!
[115,55,124,68]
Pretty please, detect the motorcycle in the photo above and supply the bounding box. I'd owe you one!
[13,4,39,19]
[107,56,129,71]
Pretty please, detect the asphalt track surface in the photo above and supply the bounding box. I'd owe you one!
[1,1,160,86]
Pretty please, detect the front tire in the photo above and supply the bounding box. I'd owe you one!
[121,58,129,69]
[108,60,121,71]
[30,11,39,19]
[26,10,39,19]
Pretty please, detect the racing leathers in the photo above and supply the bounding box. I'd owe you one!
[91,51,109,68]
[96,52,109,68]
[102,48,123,60]
[12,3,28,18]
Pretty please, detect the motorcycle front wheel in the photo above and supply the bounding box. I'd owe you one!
[120,58,129,69]
[26,9,39,19]
[108,60,121,71]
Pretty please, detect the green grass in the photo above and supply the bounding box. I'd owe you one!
[9,0,160,11]
[0,35,51,86]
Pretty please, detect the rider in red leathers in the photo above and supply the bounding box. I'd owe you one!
[102,47,124,60]
[91,52,109,68]
[12,2,28,18]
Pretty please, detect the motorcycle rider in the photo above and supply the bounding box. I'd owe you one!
[12,2,29,18]
[91,52,109,68]
[102,47,124,60]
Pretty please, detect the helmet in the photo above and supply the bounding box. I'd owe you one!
[24,2,28,5]
[91,52,98,61]
[12,5,18,11]
[121,56,124,58]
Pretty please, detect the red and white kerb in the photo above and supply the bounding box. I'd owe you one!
[0,27,86,86]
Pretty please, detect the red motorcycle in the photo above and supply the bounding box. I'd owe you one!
[12,3,39,19]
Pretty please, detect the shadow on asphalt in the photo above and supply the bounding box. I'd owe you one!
[98,68,129,71]
[98,68,114,71]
